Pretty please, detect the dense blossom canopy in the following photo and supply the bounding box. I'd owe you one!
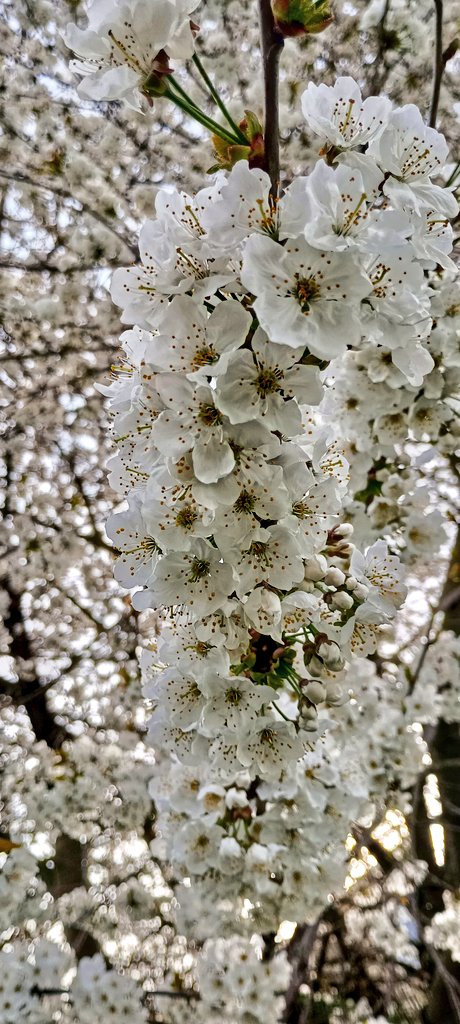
[1,1,460,1022]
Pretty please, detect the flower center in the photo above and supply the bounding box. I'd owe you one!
[233,490,256,514]
[190,641,213,657]
[195,834,210,850]
[188,558,210,582]
[175,505,198,529]
[198,402,223,427]
[176,247,208,279]
[292,500,310,519]
[191,344,219,368]
[254,366,283,397]
[225,687,242,706]
[249,541,270,565]
[291,274,321,313]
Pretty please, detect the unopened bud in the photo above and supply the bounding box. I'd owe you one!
[324,566,346,587]
[330,591,354,612]
[305,680,327,704]
[225,788,250,810]
[304,554,327,581]
[299,702,318,729]
[308,655,325,678]
[325,681,347,706]
[353,582,369,601]
[271,0,334,36]
[209,111,264,173]
[318,641,344,672]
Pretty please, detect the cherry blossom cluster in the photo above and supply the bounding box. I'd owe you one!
[0,941,148,1024]
[194,937,290,1024]
[3,0,460,1020]
[98,76,460,924]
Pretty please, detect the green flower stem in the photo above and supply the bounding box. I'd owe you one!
[287,678,303,699]
[445,161,460,187]
[191,53,248,144]
[165,80,241,146]
[271,700,292,722]
[166,73,198,105]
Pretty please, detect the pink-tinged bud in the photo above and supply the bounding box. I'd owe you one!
[271,0,333,36]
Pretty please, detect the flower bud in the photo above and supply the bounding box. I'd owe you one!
[225,787,249,810]
[330,591,354,612]
[271,0,333,36]
[299,702,318,729]
[308,655,325,678]
[209,111,264,173]
[324,566,346,587]
[317,641,344,672]
[325,681,347,706]
[304,554,327,581]
[353,582,369,601]
[305,680,327,704]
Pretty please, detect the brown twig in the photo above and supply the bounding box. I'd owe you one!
[429,0,444,127]
[258,0,284,192]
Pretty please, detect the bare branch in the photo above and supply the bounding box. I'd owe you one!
[0,169,138,258]
[258,0,284,191]
[429,0,444,127]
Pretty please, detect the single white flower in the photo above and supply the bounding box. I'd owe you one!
[151,377,235,484]
[241,234,370,356]
[410,209,455,271]
[368,105,458,216]
[301,77,392,151]
[215,330,322,432]
[141,465,213,551]
[201,160,276,248]
[134,539,234,615]
[157,620,231,679]
[106,492,160,587]
[283,461,342,557]
[172,820,225,874]
[228,524,305,598]
[146,295,252,378]
[282,161,401,253]
[212,470,291,550]
[65,0,200,108]
[201,675,274,732]
[147,667,206,728]
[237,717,304,779]
[350,539,407,616]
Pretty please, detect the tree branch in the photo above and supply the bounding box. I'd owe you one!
[1,577,69,748]
[0,169,138,258]
[429,0,444,127]
[258,0,284,191]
